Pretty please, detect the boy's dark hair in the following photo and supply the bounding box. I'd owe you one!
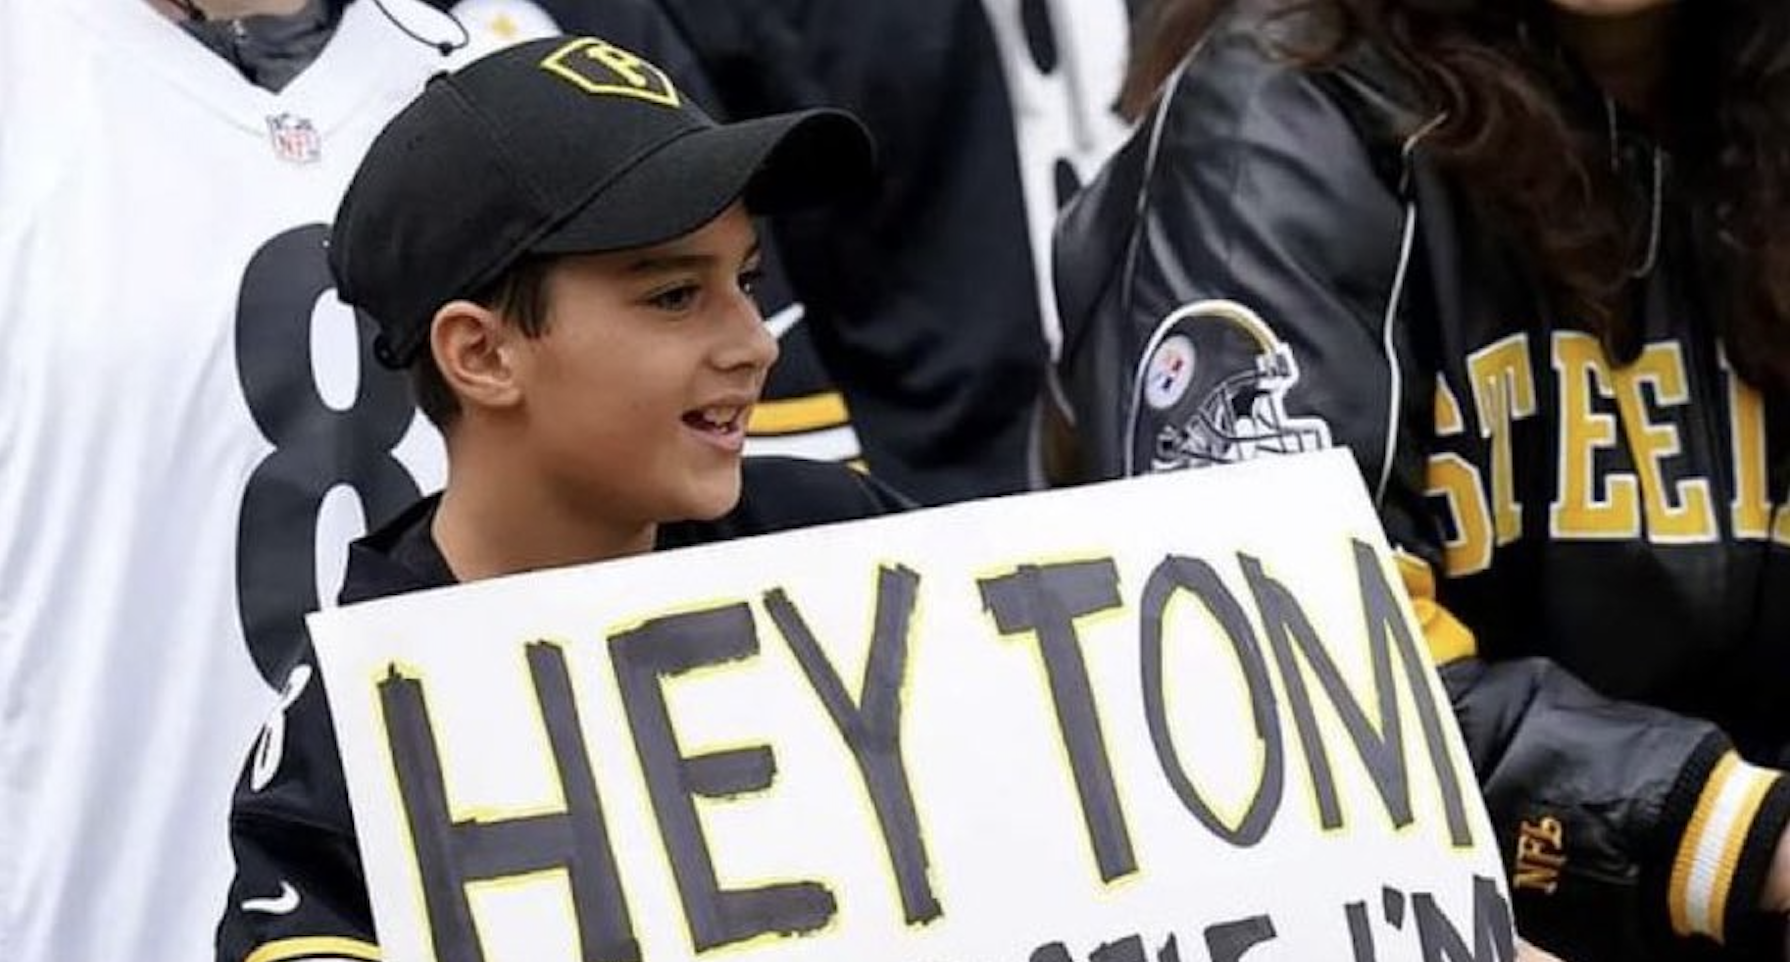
[409,256,556,429]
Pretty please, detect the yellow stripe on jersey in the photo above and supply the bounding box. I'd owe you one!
[1669,752,1780,942]
[244,936,380,962]
[748,392,850,436]
[1392,552,1477,665]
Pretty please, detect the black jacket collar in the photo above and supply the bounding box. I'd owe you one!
[338,494,456,604]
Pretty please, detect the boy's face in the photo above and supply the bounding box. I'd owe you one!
[510,202,777,527]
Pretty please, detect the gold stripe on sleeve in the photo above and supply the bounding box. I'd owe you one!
[748,392,850,436]
[1707,764,1778,942]
[244,936,381,962]
[1671,753,1739,937]
[1669,753,1779,941]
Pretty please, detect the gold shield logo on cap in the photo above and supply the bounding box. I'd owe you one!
[539,37,682,108]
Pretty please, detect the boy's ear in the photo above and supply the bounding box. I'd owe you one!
[430,300,522,414]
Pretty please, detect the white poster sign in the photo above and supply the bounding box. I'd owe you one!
[312,450,1512,962]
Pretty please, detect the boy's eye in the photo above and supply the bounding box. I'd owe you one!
[647,284,700,312]
[739,267,765,298]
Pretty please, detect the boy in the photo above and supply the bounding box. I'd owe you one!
[215,35,903,962]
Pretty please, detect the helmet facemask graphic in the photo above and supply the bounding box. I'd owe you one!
[1127,300,1333,474]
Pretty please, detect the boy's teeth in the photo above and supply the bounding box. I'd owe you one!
[686,406,741,430]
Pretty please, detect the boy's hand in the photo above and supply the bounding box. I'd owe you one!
[1763,824,1790,913]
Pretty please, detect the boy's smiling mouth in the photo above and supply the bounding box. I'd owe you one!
[683,405,748,435]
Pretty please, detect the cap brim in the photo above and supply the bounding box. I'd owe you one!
[533,108,875,255]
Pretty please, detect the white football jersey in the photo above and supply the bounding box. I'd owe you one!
[978,0,1131,359]
[0,2,449,960]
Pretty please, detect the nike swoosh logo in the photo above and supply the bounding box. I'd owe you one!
[764,303,805,340]
[242,881,301,916]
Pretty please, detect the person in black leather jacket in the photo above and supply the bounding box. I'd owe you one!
[1053,1,1790,959]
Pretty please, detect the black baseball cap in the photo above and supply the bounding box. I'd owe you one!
[330,35,877,368]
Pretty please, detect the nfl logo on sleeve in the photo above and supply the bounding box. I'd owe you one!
[265,113,321,164]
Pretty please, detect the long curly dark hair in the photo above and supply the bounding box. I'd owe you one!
[1120,0,1790,402]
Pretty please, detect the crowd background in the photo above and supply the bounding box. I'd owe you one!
[14,2,1782,962]
[0,2,1130,961]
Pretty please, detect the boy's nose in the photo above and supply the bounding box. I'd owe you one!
[719,291,781,372]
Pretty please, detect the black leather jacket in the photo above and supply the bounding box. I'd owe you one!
[1054,11,1790,961]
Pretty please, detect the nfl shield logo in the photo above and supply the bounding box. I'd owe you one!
[265,113,321,164]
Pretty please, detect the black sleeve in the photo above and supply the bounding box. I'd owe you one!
[1051,26,1790,959]
[1442,656,1790,959]
[216,654,375,962]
